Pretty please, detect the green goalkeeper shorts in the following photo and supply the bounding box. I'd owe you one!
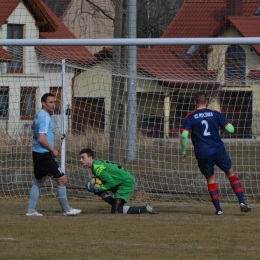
[111,179,135,202]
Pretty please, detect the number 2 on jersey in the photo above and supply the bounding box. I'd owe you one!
[202,120,211,136]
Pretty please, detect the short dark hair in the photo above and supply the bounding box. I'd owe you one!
[41,93,55,102]
[194,92,208,104]
[79,148,94,158]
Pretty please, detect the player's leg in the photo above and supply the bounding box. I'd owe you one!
[26,152,46,216]
[113,183,158,214]
[43,153,81,216]
[93,191,157,214]
[94,191,115,205]
[26,178,45,216]
[55,175,81,216]
[215,150,251,213]
[55,175,70,212]
[117,203,157,214]
[225,169,251,212]
[198,157,222,215]
[205,175,222,215]
[111,198,126,213]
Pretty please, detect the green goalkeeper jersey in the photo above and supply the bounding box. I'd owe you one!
[91,159,135,192]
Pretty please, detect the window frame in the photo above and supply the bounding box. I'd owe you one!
[0,87,9,119]
[20,87,36,120]
[7,24,24,74]
[254,6,260,15]
[225,45,246,82]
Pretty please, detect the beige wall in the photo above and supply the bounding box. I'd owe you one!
[74,61,167,130]
[208,27,260,84]
[62,0,115,54]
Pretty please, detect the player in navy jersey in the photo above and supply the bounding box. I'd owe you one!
[26,93,81,216]
[180,92,251,215]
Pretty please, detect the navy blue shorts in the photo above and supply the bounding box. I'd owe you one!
[196,149,232,176]
[33,152,64,180]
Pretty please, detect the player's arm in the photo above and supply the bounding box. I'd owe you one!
[38,133,54,151]
[224,123,234,134]
[37,116,58,156]
[180,130,189,163]
[217,112,234,134]
[38,133,58,157]
[95,167,116,192]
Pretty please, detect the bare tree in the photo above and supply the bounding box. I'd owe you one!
[43,0,183,39]
[136,0,184,39]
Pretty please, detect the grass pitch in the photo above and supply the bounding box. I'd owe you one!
[0,198,260,260]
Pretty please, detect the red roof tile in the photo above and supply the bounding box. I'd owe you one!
[162,1,260,39]
[0,47,12,61]
[0,0,96,66]
[0,0,20,25]
[137,48,216,84]
[0,1,32,62]
[36,0,97,65]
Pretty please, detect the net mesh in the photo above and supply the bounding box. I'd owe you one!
[0,0,260,203]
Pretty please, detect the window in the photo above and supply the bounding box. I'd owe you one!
[0,87,9,118]
[20,88,36,120]
[254,6,260,15]
[7,24,24,73]
[72,97,105,132]
[185,45,200,56]
[225,45,246,82]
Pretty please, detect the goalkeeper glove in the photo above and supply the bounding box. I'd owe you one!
[86,181,100,194]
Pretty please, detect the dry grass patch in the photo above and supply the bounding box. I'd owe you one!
[0,198,260,260]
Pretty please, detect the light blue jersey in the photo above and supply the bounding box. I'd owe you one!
[33,110,54,153]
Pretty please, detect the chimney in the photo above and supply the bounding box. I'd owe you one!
[226,0,243,16]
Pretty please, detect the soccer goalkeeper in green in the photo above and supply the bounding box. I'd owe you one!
[79,148,157,214]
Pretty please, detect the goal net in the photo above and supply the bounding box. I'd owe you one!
[0,0,260,204]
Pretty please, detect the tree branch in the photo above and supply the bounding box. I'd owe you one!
[84,0,114,21]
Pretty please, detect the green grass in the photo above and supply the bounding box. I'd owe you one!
[0,198,260,260]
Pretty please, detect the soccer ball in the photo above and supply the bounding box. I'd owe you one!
[90,176,103,188]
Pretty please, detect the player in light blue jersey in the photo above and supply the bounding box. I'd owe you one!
[26,93,81,216]
[180,92,251,215]
[32,109,55,153]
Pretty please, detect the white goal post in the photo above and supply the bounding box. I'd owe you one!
[1,37,260,204]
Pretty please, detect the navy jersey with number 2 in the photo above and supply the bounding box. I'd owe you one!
[183,108,229,159]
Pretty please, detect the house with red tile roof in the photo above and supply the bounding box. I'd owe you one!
[0,0,96,136]
[75,0,260,138]
[138,0,260,138]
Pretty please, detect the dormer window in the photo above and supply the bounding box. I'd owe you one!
[7,24,24,73]
[225,45,246,82]
[185,45,200,56]
[254,6,260,15]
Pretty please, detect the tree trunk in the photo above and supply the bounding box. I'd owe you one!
[109,0,127,162]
